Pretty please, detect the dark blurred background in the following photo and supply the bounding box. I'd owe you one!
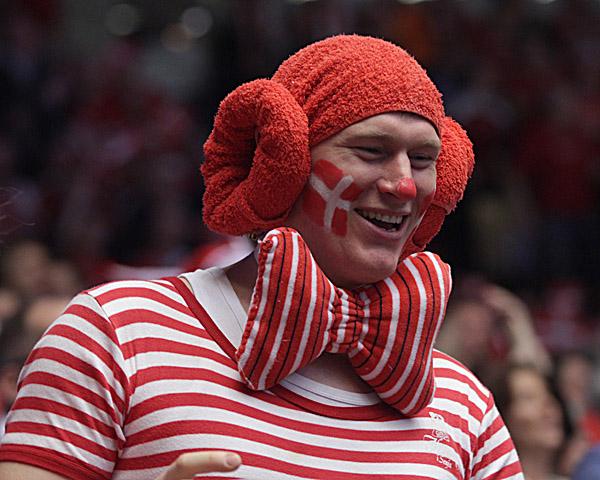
[1,1,600,339]
[2,0,599,344]
[0,1,600,474]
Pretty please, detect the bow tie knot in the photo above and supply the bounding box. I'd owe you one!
[325,290,365,354]
[237,227,452,416]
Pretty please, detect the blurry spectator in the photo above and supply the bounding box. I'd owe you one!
[436,294,498,375]
[0,294,70,437]
[0,321,35,438]
[46,260,83,297]
[21,294,71,339]
[555,351,595,428]
[575,376,600,479]
[436,279,551,380]
[0,239,84,298]
[580,357,600,445]
[573,445,600,480]
[0,289,20,330]
[492,365,567,480]
[0,239,51,299]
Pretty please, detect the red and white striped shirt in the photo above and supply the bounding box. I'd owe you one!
[0,271,523,480]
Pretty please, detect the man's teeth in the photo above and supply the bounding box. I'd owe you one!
[358,210,404,225]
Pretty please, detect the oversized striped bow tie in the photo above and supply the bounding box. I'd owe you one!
[237,227,452,416]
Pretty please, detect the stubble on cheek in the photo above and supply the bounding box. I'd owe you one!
[302,159,363,237]
[419,189,436,216]
[408,189,437,240]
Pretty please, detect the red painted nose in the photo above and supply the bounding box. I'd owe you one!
[396,177,417,199]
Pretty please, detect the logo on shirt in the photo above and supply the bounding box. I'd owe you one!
[423,412,456,470]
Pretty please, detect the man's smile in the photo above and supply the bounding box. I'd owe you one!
[355,208,409,232]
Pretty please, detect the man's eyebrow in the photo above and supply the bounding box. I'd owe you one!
[342,131,396,142]
[416,139,442,149]
[343,131,442,149]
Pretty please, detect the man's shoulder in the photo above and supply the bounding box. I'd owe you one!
[64,277,204,340]
[85,277,179,298]
[432,349,480,379]
[432,349,492,403]
[81,278,184,312]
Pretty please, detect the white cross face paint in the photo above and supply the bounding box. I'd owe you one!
[301,159,363,236]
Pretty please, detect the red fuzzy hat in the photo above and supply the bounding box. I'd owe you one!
[202,35,474,254]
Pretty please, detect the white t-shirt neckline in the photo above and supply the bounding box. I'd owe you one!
[180,266,380,408]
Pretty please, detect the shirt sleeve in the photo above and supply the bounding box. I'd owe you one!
[0,292,131,480]
[470,393,524,480]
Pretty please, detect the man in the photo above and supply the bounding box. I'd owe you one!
[0,35,523,479]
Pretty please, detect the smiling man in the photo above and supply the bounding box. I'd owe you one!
[287,112,440,287]
[0,35,523,480]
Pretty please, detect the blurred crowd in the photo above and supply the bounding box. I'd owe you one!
[0,0,599,478]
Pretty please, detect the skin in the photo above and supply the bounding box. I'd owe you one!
[0,452,242,480]
[0,111,440,479]
[287,111,440,288]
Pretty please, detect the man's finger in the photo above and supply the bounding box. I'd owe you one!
[159,451,242,480]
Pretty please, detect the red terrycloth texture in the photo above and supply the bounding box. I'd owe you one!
[237,227,452,416]
[272,34,444,146]
[202,79,311,235]
[202,34,473,254]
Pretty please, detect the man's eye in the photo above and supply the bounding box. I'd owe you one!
[410,154,435,168]
[354,146,383,156]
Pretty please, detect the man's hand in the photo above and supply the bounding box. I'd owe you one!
[0,452,242,480]
[156,451,242,480]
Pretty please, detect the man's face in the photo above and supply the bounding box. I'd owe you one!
[285,112,440,288]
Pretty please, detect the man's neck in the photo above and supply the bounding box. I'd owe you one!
[225,253,371,393]
[297,353,372,392]
[223,253,257,312]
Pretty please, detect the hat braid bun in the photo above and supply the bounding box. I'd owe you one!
[202,79,311,235]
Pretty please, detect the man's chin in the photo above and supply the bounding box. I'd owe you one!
[339,262,399,289]
[303,236,401,288]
